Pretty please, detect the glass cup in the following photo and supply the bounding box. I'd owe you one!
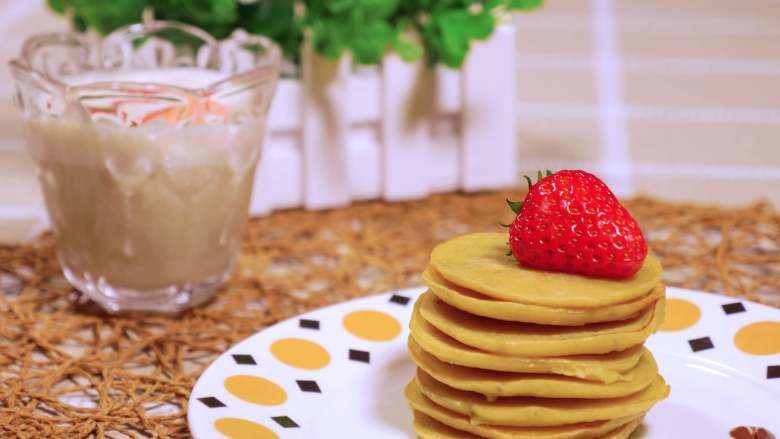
[9,22,281,313]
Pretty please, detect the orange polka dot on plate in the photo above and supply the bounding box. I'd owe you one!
[343,310,401,342]
[271,338,330,370]
[734,321,780,355]
[224,375,287,406]
[660,298,701,332]
[215,418,278,439]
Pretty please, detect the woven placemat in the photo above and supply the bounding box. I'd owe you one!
[1,192,778,438]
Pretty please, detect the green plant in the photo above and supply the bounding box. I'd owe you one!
[47,0,542,67]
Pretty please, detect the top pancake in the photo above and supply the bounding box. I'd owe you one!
[424,267,665,326]
[430,233,663,308]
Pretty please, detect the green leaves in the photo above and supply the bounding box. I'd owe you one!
[393,33,423,62]
[52,0,146,35]
[45,0,543,68]
[437,11,472,67]
[304,0,410,65]
[361,0,403,20]
[326,0,354,14]
[403,0,542,68]
[310,20,345,60]
[508,0,544,9]
[238,0,300,62]
[47,0,67,14]
[468,9,496,39]
[150,0,237,38]
[350,21,396,64]
[239,0,295,38]
[431,8,495,67]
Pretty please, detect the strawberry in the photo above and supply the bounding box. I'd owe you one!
[506,170,647,279]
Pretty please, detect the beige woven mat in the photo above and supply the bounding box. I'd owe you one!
[1,192,778,438]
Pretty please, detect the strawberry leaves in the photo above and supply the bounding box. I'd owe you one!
[504,169,554,220]
[506,199,523,214]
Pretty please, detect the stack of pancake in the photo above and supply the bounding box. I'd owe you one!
[406,233,670,439]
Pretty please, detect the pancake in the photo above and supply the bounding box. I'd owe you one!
[424,267,664,326]
[413,411,481,439]
[415,368,669,427]
[412,411,645,439]
[600,417,645,439]
[409,337,658,399]
[429,233,662,308]
[410,310,644,383]
[417,292,665,357]
[406,380,643,439]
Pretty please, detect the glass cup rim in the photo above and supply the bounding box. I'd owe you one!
[8,20,282,98]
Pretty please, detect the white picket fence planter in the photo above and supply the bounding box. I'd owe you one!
[250,23,518,215]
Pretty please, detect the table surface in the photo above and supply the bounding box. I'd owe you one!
[0,192,778,438]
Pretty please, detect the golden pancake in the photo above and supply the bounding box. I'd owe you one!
[430,233,662,308]
[410,311,644,383]
[412,411,645,439]
[417,292,665,357]
[409,338,658,399]
[424,267,664,326]
[601,415,645,439]
[413,411,480,439]
[601,417,644,439]
[406,380,643,439]
[415,369,669,427]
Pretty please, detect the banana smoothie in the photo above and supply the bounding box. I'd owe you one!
[21,68,266,310]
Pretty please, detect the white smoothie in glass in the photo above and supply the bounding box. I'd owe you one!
[22,68,264,305]
[11,22,280,313]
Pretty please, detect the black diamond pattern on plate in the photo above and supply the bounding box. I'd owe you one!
[299,319,320,330]
[721,302,746,315]
[296,380,322,393]
[688,336,715,352]
[768,365,780,379]
[349,349,370,363]
[197,397,226,408]
[272,416,300,428]
[389,294,411,306]
[231,354,256,365]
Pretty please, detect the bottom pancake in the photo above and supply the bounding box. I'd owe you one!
[413,411,476,439]
[405,379,643,439]
[415,369,669,427]
[413,411,645,439]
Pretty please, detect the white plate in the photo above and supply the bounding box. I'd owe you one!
[188,287,780,438]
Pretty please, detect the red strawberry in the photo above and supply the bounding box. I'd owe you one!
[507,170,648,279]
